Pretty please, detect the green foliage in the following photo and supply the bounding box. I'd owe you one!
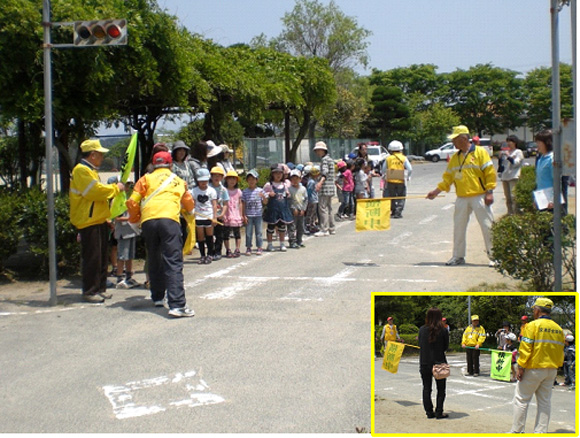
[0,134,19,188]
[18,189,80,275]
[0,189,22,271]
[514,166,537,213]
[237,168,271,190]
[362,85,411,144]
[398,323,419,333]
[491,211,576,291]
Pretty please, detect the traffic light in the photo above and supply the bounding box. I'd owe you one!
[73,19,127,46]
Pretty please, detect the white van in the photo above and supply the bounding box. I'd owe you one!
[424,138,492,162]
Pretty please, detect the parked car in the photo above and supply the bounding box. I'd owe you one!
[424,142,456,162]
[345,144,389,164]
[524,141,538,158]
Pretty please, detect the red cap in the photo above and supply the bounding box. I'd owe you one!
[387,316,393,321]
[521,315,529,321]
[472,136,480,143]
[153,151,172,167]
[442,317,447,321]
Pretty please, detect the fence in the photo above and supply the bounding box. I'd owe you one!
[243,137,372,169]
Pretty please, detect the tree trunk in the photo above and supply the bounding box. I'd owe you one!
[290,110,311,163]
[18,119,27,189]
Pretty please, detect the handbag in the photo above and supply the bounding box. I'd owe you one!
[432,362,450,380]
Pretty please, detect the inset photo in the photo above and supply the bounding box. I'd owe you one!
[372,293,577,436]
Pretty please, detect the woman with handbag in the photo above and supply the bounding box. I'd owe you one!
[418,307,449,419]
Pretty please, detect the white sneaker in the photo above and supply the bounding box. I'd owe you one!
[168,307,195,317]
[266,243,274,252]
[445,257,465,266]
[329,230,336,235]
[116,280,129,289]
[279,245,287,252]
[488,260,497,268]
[124,278,141,288]
[314,231,329,237]
[153,300,165,307]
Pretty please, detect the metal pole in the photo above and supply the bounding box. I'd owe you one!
[43,0,58,305]
[550,0,563,291]
[467,296,471,326]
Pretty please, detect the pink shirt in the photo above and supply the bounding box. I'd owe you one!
[342,169,354,192]
[224,188,243,227]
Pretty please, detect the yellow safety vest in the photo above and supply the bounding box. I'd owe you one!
[518,317,565,369]
[383,324,398,342]
[127,168,192,225]
[386,153,406,184]
[462,325,486,347]
[438,145,496,197]
[69,161,119,229]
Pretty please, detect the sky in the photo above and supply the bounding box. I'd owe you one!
[158,0,574,74]
[105,0,575,134]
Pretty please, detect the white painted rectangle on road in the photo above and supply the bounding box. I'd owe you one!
[102,370,224,419]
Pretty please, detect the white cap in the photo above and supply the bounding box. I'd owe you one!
[388,140,404,152]
[566,334,574,342]
[290,169,301,178]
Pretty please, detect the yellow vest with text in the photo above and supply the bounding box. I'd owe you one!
[127,168,190,225]
[383,324,398,342]
[462,325,486,347]
[518,317,565,369]
[386,153,406,184]
[69,161,119,229]
[438,145,496,197]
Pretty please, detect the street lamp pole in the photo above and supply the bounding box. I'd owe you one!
[43,0,58,306]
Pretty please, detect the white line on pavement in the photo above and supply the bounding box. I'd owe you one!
[418,215,438,225]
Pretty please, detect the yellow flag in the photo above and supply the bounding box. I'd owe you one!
[355,198,391,231]
[382,341,405,374]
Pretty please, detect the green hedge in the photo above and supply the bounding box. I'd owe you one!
[0,189,22,271]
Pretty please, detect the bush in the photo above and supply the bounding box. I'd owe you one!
[0,189,22,271]
[237,167,271,190]
[514,166,537,213]
[18,188,80,275]
[492,211,576,291]
[398,323,419,333]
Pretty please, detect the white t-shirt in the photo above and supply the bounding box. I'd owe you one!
[192,185,217,219]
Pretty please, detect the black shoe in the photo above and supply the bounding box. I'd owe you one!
[426,412,436,419]
[436,413,449,419]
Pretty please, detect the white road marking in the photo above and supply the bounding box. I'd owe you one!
[418,215,438,225]
[199,277,268,300]
[0,305,97,317]
[218,275,436,284]
[102,370,224,420]
[441,204,454,210]
[388,232,413,245]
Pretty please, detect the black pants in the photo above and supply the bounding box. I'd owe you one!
[79,222,109,296]
[385,182,406,216]
[142,219,186,309]
[466,348,480,374]
[420,364,446,415]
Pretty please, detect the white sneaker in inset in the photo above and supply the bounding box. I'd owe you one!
[314,231,329,237]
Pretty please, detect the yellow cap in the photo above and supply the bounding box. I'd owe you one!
[533,297,554,309]
[225,169,239,179]
[210,166,225,176]
[471,314,479,321]
[447,125,470,140]
[80,139,109,153]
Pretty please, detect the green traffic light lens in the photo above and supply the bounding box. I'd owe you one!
[78,26,91,39]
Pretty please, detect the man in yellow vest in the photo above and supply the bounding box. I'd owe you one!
[426,125,497,267]
[461,314,486,376]
[70,139,124,303]
[380,317,402,349]
[383,140,412,219]
[126,151,195,317]
[510,298,565,433]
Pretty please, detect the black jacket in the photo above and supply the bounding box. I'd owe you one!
[418,325,449,366]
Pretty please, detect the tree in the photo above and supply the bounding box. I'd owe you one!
[524,64,573,132]
[361,86,411,145]
[441,64,525,136]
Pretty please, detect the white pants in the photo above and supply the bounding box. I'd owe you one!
[453,194,494,259]
[510,368,557,433]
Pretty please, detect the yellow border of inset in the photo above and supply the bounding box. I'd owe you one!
[371,291,579,437]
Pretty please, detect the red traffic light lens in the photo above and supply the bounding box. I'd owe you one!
[106,24,122,39]
[93,25,106,39]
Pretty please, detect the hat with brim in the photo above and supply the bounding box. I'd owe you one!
[448,125,470,140]
[313,141,328,151]
[387,317,393,321]
[196,168,211,182]
[172,140,190,152]
[246,169,259,179]
[207,144,223,158]
[81,139,109,153]
[225,169,239,179]
[471,314,479,321]
[533,297,554,309]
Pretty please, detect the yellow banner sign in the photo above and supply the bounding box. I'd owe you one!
[355,199,391,232]
[382,341,405,374]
